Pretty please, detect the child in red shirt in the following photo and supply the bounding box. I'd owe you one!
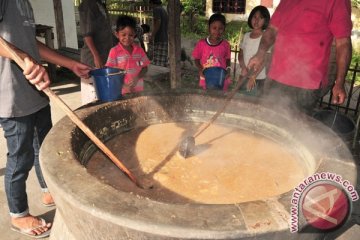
[106,15,150,94]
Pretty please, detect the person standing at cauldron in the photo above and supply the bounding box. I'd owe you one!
[79,0,114,105]
[106,15,150,94]
[148,0,168,67]
[238,5,270,96]
[192,13,232,91]
[0,0,90,238]
[248,0,352,114]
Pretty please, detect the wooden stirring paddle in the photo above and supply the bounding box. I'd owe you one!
[0,37,150,189]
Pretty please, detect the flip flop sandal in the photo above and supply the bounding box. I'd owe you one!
[42,201,56,207]
[42,193,55,207]
[11,218,51,239]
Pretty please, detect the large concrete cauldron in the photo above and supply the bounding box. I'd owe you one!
[40,90,356,240]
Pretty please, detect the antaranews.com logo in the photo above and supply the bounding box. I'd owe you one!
[290,172,359,233]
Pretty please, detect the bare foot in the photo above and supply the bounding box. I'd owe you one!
[11,215,51,237]
[42,192,55,207]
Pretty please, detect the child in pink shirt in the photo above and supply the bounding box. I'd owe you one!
[192,13,231,91]
[106,15,150,94]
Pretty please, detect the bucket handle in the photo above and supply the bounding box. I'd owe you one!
[107,70,126,76]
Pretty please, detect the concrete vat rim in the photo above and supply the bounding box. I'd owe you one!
[40,91,357,239]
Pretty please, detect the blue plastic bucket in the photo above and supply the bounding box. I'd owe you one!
[203,67,226,90]
[90,67,125,102]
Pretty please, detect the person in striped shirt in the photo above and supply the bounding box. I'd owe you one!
[106,15,150,94]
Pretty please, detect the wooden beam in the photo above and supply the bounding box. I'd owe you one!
[53,0,66,48]
[167,0,182,88]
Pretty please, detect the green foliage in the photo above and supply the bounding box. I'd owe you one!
[224,21,250,48]
[107,0,144,10]
[352,51,360,64]
[181,16,249,49]
[352,0,360,8]
[74,0,81,7]
[181,15,207,38]
[180,0,205,15]
[179,0,206,35]
[347,52,360,84]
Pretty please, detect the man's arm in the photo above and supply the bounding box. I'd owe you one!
[83,36,103,68]
[247,24,277,72]
[37,40,90,79]
[0,37,50,89]
[238,49,246,70]
[332,37,352,104]
[0,38,25,59]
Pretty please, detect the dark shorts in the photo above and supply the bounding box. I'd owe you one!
[148,42,168,67]
[265,80,321,115]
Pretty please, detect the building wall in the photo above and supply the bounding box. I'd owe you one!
[206,0,280,20]
[61,0,78,49]
[30,0,78,49]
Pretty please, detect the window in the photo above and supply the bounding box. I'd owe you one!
[212,0,246,14]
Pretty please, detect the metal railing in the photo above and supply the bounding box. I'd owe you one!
[230,45,241,79]
[108,4,153,25]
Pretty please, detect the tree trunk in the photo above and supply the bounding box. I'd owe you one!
[168,0,182,88]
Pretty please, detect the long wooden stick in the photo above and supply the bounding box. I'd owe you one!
[194,69,255,138]
[0,37,139,186]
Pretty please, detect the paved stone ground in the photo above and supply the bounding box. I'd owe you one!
[0,67,359,239]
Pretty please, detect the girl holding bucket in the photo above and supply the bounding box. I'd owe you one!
[192,13,232,91]
[238,6,270,96]
[106,15,150,94]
